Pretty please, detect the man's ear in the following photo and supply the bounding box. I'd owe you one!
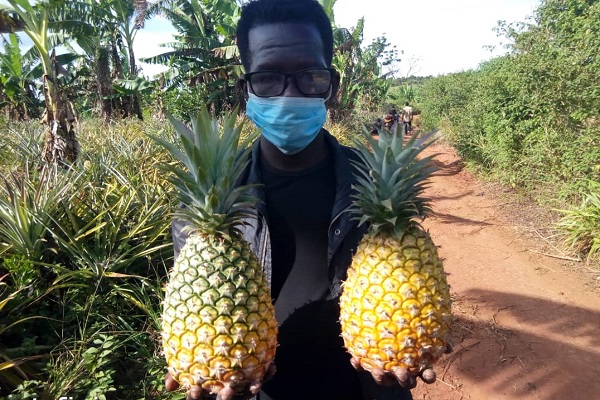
[327,68,340,107]
[238,77,249,100]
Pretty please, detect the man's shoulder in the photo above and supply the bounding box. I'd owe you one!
[322,129,362,163]
[340,143,362,162]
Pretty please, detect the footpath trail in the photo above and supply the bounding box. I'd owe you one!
[409,136,600,400]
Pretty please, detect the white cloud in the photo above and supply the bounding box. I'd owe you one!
[333,0,540,76]
[133,17,176,77]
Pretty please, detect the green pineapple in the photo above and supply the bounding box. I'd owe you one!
[151,107,277,394]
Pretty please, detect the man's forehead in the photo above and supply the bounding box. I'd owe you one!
[247,22,326,71]
[248,22,323,49]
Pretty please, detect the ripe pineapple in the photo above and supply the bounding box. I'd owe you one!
[152,108,278,394]
[339,128,451,375]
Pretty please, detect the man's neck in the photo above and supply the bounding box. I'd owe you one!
[260,131,329,172]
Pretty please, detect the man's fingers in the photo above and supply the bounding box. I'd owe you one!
[371,368,385,383]
[371,368,396,386]
[249,365,275,394]
[165,372,179,392]
[165,373,203,400]
[186,385,202,400]
[249,379,263,395]
[264,363,277,382]
[393,368,417,389]
[421,368,437,384]
[394,367,409,384]
[216,386,235,400]
[349,357,364,371]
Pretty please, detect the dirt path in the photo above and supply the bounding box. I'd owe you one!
[410,138,600,400]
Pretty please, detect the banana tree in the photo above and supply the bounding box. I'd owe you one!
[1,0,90,166]
[0,7,24,32]
[141,0,243,114]
[318,0,337,23]
[73,0,146,120]
[329,17,398,122]
[110,0,145,119]
[71,0,176,120]
[0,33,40,120]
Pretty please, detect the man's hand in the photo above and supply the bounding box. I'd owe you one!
[350,342,453,389]
[164,364,276,400]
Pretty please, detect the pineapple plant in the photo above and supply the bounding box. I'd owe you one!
[339,128,451,375]
[151,107,278,395]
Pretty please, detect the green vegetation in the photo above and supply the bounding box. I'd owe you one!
[556,180,600,262]
[415,0,600,264]
[0,118,180,399]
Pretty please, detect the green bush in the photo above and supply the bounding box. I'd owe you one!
[556,180,600,262]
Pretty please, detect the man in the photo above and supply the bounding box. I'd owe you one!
[371,117,383,137]
[390,108,399,124]
[401,102,414,133]
[166,1,442,399]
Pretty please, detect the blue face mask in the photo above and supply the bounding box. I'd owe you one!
[245,94,327,155]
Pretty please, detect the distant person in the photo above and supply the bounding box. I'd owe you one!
[383,112,394,130]
[402,102,413,133]
[390,108,399,123]
[371,117,383,136]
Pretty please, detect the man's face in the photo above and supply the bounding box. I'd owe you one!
[242,23,338,99]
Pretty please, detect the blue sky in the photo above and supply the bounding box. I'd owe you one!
[134,0,541,78]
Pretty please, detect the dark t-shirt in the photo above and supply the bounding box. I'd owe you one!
[258,156,363,400]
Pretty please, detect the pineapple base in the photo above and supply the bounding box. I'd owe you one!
[162,234,278,393]
[339,229,451,374]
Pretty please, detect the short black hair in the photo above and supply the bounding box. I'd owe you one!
[236,0,334,71]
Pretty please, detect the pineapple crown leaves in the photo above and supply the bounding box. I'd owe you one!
[350,126,441,238]
[149,105,259,240]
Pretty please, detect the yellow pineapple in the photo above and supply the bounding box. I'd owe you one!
[152,107,277,394]
[339,129,451,375]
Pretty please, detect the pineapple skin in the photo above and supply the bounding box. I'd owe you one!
[162,233,278,394]
[339,228,451,374]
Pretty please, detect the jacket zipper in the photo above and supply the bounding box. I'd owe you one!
[327,206,351,263]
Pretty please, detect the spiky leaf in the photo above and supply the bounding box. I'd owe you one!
[350,127,440,238]
[149,106,258,240]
